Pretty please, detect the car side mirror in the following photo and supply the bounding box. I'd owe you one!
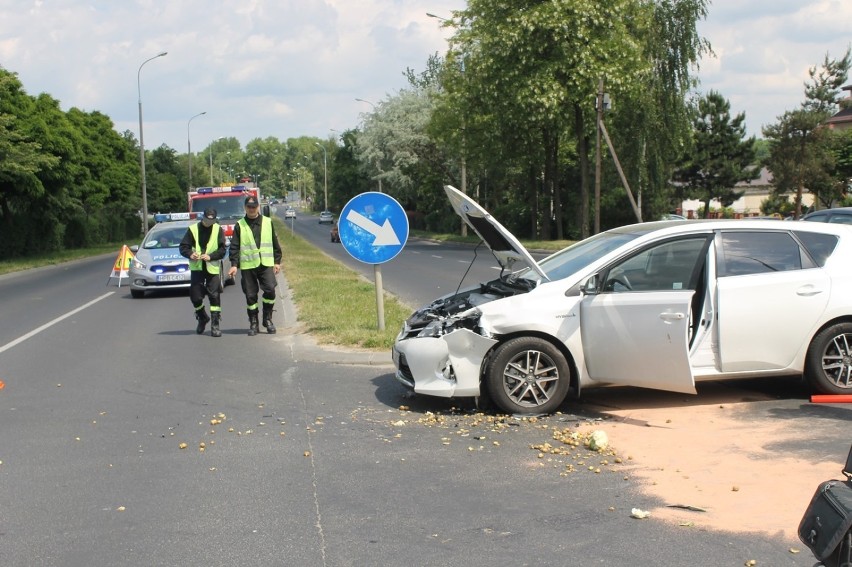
[581,274,599,296]
[262,205,271,217]
[129,244,139,253]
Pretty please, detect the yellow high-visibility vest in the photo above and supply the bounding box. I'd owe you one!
[237,216,274,269]
[188,223,221,274]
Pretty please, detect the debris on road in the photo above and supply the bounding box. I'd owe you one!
[666,504,707,512]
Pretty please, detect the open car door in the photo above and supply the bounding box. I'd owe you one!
[580,290,697,394]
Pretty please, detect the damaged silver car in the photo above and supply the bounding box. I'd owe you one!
[392,185,852,415]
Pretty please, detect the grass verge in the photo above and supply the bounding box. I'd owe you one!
[0,243,126,276]
[277,221,411,350]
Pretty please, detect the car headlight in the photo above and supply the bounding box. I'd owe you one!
[132,259,147,270]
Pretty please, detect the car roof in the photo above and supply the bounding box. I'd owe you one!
[804,207,852,217]
[443,185,852,278]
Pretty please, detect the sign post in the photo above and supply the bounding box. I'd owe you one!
[337,192,409,330]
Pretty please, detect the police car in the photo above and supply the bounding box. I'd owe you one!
[129,213,230,298]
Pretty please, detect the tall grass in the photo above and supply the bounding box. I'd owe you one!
[278,224,410,350]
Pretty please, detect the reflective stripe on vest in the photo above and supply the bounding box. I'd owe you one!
[237,216,274,269]
[188,223,221,274]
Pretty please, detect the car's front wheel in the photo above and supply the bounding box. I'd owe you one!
[485,337,571,415]
[130,289,144,299]
[805,322,852,393]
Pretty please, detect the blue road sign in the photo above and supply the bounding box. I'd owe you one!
[338,192,409,264]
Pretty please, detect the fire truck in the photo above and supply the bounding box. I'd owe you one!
[187,184,269,285]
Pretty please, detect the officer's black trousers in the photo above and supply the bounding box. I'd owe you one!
[239,266,277,310]
[190,268,221,311]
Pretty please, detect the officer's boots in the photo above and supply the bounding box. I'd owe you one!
[210,312,222,338]
[195,308,210,335]
[247,309,259,336]
[262,304,276,334]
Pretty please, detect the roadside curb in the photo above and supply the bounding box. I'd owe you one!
[274,268,394,367]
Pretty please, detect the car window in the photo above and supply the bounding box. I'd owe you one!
[522,231,640,282]
[145,227,183,249]
[794,231,839,267]
[828,214,852,224]
[804,212,829,222]
[718,231,803,276]
[603,236,708,292]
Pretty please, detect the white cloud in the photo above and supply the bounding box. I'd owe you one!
[0,0,848,152]
[696,0,852,135]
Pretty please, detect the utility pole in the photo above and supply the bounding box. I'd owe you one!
[595,78,604,235]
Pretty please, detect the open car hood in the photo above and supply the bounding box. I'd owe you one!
[444,185,548,281]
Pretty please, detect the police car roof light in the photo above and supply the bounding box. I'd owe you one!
[154,212,201,223]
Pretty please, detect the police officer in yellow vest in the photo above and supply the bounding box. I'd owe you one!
[227,195,282,336]
[179,208,227,337]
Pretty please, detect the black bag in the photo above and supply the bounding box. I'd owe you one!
[799,445,852,567]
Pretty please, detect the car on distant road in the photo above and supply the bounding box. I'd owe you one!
[801,207,852,224]
[330,223,340,243]
[393,185,852,415]
[284,207,296,219]
[319,210,334,224]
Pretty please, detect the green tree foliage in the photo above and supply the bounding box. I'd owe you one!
[0,73,59,254]
[355,83,455,231]
[0,67,140,258]
[147,145,185,213]
[328,129,372,213]
[673,91,758,218]
[432,0,708,239]
[763,49,851,216]
[602,0,710,227]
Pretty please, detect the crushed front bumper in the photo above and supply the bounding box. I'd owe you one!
[392,329,497,398]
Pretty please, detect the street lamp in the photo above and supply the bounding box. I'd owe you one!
[315,142,328,211]
[137,51,167,234]
[187,111,206,190]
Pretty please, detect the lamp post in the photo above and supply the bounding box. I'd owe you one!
[315,142,328,211]
[355,98,383,192]
[137,51,167,233]
[187,111,206,191]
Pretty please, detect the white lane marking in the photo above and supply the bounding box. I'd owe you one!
[431,255,443,259]
[0,292,114,354]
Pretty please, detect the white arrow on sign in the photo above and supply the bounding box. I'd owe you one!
[346,210,401,246]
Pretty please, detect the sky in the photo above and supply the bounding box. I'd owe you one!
[1,0,850,156]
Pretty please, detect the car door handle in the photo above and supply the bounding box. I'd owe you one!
[659,312,685,321]
[796,285,823,297]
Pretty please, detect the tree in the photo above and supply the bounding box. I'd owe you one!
[0,72,58,225]
[434,0,709,239]
[763,49,851,216]
[329,129,371,212]
[147,145,184,213]
[673,91,758,217]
